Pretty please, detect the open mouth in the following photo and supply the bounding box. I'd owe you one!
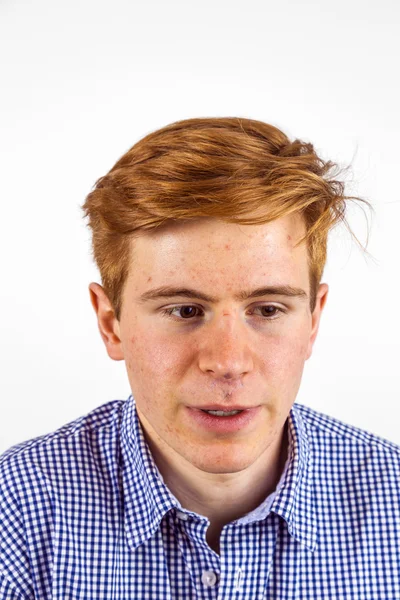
[200,409,243,417]
[187,405,260,432]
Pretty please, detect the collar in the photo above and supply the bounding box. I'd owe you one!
[120,396,317,553]
[269,403,318,552]
[120,395,180,551]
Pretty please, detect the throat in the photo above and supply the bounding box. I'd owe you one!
[206,524,222,555]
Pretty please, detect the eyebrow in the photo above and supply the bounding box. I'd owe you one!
[138,285,308,304]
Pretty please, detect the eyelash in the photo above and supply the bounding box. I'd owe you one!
[160,304,285,321]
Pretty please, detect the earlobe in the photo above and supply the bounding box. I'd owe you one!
[88,283,124,361]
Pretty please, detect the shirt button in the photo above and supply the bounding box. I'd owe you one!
[176,510,189,521]
[201,570,218,587]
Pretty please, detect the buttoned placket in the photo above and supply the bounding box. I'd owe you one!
[174,509,221,599]
[217,514,281,599]
[171,509,280,599]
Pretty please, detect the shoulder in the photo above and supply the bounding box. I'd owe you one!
[0,398,126,492]
[293,402,400,487]
[294,402,400,453]
[0,398,127,597]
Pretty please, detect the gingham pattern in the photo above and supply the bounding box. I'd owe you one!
[1,395,400,599]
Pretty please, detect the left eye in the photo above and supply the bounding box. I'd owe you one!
[252,305,281,318]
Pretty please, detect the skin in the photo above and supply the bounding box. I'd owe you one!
[89,214,328,554]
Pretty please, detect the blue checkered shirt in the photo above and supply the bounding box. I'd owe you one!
[1,395,400,599]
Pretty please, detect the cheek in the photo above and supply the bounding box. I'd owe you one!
[124,325,189,383]
[260,327,310,381]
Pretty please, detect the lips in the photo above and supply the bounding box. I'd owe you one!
[186,405,261,433]
[192,405,254,411]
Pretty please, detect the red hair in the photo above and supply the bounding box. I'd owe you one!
[82,117,370,320]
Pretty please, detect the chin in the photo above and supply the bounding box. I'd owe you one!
[202,465,250,475]
[188,452,254,475]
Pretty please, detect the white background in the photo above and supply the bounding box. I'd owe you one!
[0,0,399,454]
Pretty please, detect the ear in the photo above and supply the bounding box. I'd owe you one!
[305,283,329,361]
[88,282,124,361]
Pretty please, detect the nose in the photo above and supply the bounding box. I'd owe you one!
[197,313,254,380]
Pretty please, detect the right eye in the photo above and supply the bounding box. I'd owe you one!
[160,305,204,320]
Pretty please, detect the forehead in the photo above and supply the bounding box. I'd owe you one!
[126,215,309,293]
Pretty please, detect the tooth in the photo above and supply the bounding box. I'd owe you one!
[205,410,242,416]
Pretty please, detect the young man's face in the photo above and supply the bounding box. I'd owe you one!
[90,215,328,474]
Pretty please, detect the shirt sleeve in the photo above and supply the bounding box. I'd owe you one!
[0,572,29,600]
[0,453,35,600]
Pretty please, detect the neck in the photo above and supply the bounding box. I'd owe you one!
[140,415,289,551]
